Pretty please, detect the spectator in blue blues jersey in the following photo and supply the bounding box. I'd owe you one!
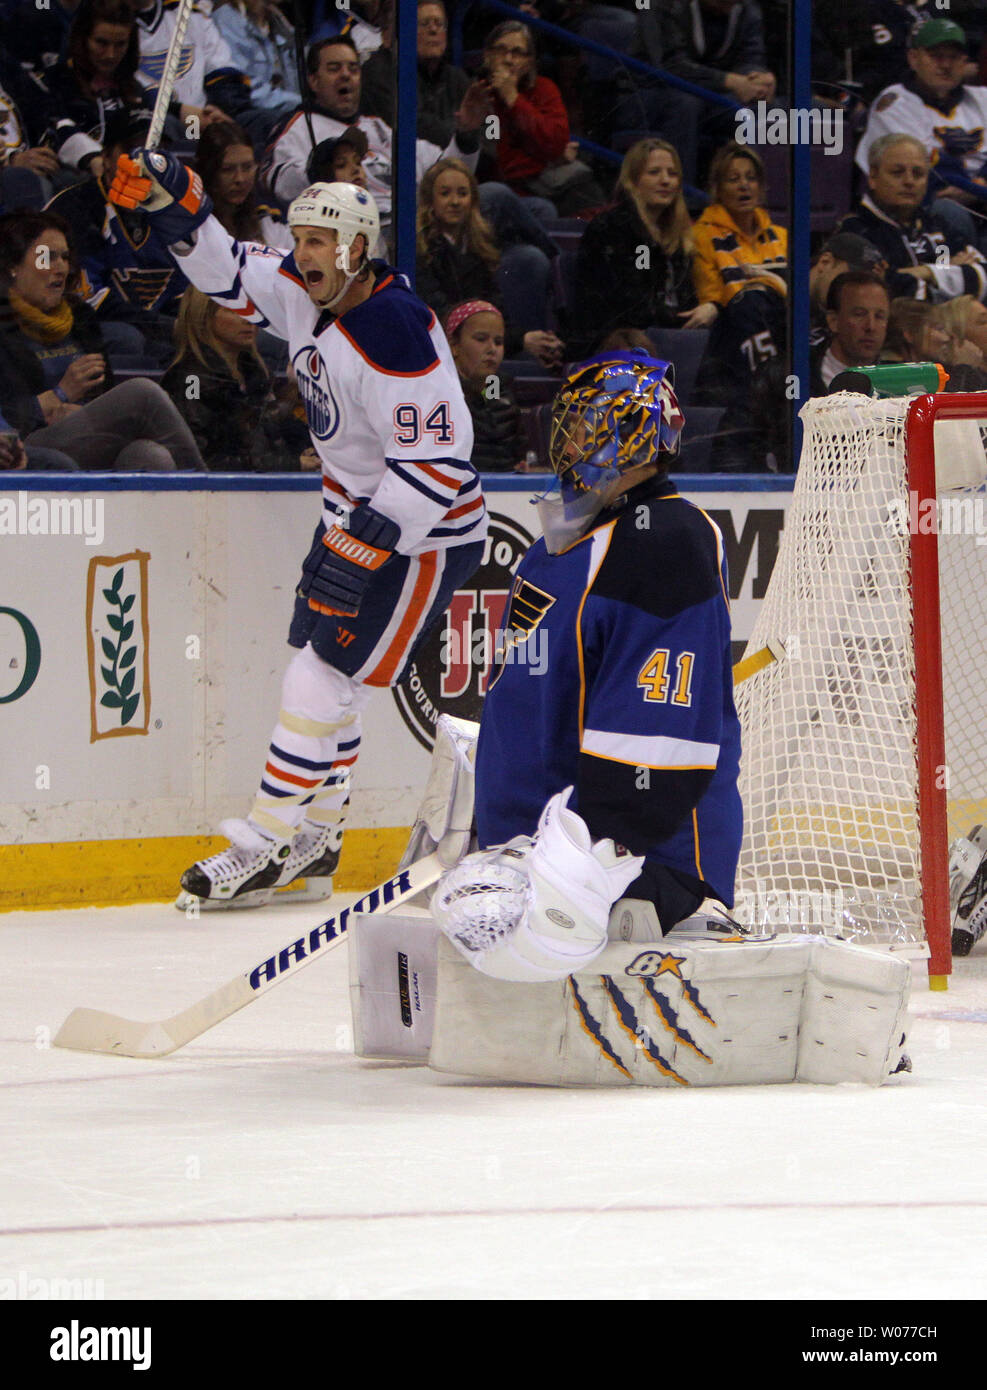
[837,132,987,304]
[43,0,144,176]
[195,119,291,249]
[46,107,187,362]
[307,0,391,63]
[0,58,56,210]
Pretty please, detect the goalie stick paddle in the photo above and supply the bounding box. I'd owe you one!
[145,0,196,150]
[732,639,786,686]
[53,853,443,1059]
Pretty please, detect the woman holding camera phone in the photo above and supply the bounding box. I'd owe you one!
[0,210,204,472]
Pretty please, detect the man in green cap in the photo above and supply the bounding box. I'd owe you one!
[855,18,987,247]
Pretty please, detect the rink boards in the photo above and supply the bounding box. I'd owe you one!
[0,473,792,907]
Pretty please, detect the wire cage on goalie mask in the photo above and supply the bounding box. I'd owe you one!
[548,350,684,503]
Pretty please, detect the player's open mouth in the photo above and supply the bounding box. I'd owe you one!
[305,271,325,287]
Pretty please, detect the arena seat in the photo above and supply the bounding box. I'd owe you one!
[542,217,588,256]
[510,375,564,407]
[646,327,709,408]
[677,405,725,472]
[758,141,855,232]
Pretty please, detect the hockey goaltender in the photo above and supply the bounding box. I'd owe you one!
[351,351,913,1088]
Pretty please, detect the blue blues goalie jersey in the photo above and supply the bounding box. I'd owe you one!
[175,215,485,554]
[475,477,743,907]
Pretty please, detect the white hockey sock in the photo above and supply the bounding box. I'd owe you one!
[248,645,370,840]
[299,729,358,835]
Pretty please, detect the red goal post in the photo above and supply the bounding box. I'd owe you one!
[909,392,987,983]
[734,390,987,988]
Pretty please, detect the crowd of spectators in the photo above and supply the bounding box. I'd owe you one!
[3,0,987,476]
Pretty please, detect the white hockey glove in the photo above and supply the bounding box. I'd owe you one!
[432,787,644,982]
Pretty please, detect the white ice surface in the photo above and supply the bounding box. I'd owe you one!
[3,897,987,1302]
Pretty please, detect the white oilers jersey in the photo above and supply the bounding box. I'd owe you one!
[856,81,987,180]
[263,110,477,216]
[176,215,486,556]
[134,0,235,108]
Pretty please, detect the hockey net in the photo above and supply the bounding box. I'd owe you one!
[734,391,987,981]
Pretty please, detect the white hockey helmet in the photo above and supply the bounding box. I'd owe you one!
[288,181,380,264]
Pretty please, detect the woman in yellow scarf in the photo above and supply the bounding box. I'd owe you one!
[0,210,204,470]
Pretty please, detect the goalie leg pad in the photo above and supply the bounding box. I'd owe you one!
[427,934,911,1087]
[796,937,910,1085]
[399,714,479,871]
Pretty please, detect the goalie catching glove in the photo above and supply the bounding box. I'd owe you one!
[433,787,644,982]
[299,506,401,618]
[108,150,213,244]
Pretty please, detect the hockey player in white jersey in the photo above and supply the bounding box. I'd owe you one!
[109,151,487,908]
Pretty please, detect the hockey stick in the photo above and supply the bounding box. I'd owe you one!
[53,650,773,1061]
[53,853,443,1058]
[145,0,196,150]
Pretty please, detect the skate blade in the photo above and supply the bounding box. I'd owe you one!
[271,875,334,905]
[174,887,276,913]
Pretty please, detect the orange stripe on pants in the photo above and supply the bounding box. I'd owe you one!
[364,552,438,687]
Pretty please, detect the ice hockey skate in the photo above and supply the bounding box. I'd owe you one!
[271,815,346,905]
[951,825,987,956]
[174,815,343,912]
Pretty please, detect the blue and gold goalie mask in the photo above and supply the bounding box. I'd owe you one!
[539,350,684,552]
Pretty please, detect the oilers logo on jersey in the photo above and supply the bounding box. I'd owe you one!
[292,345,340,442]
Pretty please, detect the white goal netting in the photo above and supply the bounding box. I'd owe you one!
[734,392,987,955]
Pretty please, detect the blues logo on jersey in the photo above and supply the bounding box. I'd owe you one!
[140,47,195,84]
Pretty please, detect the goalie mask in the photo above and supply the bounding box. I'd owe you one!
[537,350,684,552]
